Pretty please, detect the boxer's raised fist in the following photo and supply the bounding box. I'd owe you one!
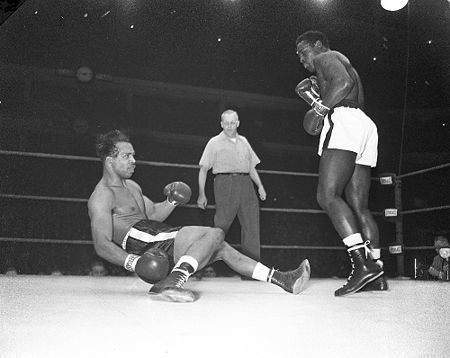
[164,181,192,206]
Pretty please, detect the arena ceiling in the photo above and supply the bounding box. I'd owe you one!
[1,0,448,108]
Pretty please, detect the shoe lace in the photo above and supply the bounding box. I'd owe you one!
[340,242,370,289]
[171,269,189,288]
[341,256,355,288]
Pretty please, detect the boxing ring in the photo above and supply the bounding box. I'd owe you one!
[1,276,448,357]
[0,150,449,357]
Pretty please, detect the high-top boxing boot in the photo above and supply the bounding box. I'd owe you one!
[361,275,389,291]
[149,262,198,303]
[359,245,389,291]
[335,243,383,297]
[360,259,389,291]
[270,259,311,294]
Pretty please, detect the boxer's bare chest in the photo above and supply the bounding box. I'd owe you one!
[110,186,145,217]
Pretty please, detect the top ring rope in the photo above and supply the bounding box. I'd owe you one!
[397,162,450,179]
[0,150,381,179]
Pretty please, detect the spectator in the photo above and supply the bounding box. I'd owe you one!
[89,261,108,277]
[428,236,450,281]
[5,267,18,276]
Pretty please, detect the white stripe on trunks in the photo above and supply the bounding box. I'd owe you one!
[121,228,179,250]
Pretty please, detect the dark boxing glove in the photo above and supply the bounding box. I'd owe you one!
[303,109,324,136]
[135,248,170,284]
[163,181,192,206]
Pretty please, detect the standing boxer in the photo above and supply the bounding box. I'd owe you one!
[295,30,387,296]
[88,130,310,303]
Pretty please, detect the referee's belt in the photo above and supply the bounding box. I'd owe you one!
[214,172,249,176]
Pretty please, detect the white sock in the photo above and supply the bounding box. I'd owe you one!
[342,233,364,247]
[173,255,199,276]
[251,262,271,282]
[371,248,381,260]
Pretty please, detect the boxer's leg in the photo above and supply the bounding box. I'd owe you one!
[317,149,359,238]
[317,149,382,296]
[345,164,388,291]
[149,226,224,302]
[344,164,379,248]
[212,242,310,294]
[150,226,310,302]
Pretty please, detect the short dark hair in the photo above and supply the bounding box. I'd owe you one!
[296,30,329,49]
[95,130,130,161]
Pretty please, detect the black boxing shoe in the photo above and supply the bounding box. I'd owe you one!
[360,275,389,291]
[149,269,198,303]
[335,244,383,297]
[270,259,311,294]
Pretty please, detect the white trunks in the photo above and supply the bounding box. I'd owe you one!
[318,106,378,167]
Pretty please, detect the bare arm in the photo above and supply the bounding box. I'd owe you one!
[197,165,209,209]
[144,195,176,222]
[249,167,266,201]
[88,188,128,267]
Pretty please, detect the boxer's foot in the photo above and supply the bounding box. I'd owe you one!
[270,259,311,294]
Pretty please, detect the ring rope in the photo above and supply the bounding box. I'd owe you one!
[0,193,387,215]
[396,162,450,179]
[401,205,450,215]
[0,150,447,180]
[0,149,372,178]
[0,237,436,251]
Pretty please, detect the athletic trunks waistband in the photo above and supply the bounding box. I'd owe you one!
[214,172,249,176]
[121,220,180,250]
[329,100,364,118]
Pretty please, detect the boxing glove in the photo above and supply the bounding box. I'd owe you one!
[135,248,170,284]
[309,75,320,95]
[164,181,192,206]
[295,78,329,117]
[303,109,324,136]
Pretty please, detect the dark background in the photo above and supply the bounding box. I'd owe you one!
[0,0,448,277]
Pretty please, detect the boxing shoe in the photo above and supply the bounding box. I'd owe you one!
[149,269,198,303]
[335,244,383,297]
[270,259,311,294]
[360,275,389,291]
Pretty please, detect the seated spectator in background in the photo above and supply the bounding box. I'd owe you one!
[50,269,64,276]
[5,267,18,276]
[89,261,108,277]
[428,236,450,281]
[193,265,217,280]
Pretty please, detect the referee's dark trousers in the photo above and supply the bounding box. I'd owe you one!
[213,173,260,261]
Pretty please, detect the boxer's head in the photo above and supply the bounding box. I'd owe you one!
[96,130,131,162]
[96,130,136,178]
[296,30,329,73]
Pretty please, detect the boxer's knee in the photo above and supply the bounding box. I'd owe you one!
[213,241,231,261]
[209,227,225,247]
[317,188,337,211]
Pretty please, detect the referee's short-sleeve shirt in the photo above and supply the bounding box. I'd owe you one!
[199,132,260,174]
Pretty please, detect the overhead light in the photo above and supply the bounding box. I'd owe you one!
[380,0,408,11]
